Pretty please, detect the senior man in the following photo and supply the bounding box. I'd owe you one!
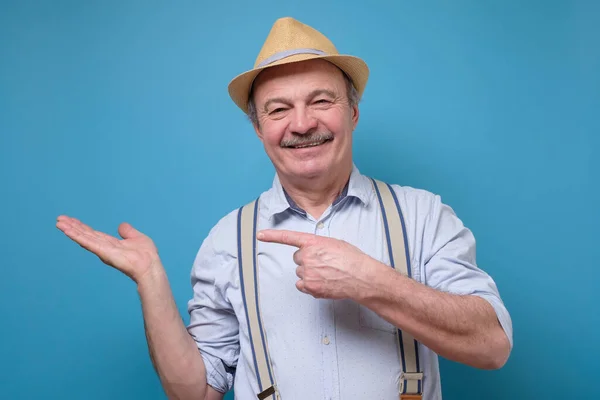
[56,17,512,400]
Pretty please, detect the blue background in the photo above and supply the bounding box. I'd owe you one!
[1,1,598,399]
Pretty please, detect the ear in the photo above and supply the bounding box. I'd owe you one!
[351,104,360,130]
[253,122,264,142]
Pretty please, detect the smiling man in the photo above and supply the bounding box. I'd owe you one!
[56,17,512,400]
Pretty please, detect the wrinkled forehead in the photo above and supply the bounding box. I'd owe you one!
[250,59,347,104]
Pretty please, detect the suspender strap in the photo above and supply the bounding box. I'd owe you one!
[371,179,424,399]
[237,200,279,400]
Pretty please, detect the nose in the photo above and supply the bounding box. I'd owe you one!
[289,105,318,135]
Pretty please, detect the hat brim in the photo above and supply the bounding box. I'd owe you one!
[227,53,369,114]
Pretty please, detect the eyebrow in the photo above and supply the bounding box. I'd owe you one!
[262,89,338,113]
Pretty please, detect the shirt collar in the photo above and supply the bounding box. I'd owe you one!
[262,164,373,219]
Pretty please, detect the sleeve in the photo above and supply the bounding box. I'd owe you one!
[186,212,240,393]
[420,194,514,349]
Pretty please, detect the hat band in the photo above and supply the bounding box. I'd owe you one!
[257,48,327,68]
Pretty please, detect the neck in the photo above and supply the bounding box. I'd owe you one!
[279,162,352,220]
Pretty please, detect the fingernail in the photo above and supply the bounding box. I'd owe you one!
[257,232,264,239]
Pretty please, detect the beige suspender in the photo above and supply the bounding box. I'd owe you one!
[237,178,423,399]
[238,200,279,400]
[371,179,424,399]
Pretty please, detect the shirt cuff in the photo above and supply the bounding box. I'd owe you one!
[200,352,235,394]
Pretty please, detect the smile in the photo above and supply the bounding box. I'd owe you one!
[289,138,332,149]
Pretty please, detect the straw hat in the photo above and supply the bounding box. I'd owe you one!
[227,17,369,114]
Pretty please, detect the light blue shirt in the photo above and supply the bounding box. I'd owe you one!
[186,165,513,400]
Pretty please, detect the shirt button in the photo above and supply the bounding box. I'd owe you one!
[322,336,330,345]
[316,221,325,229]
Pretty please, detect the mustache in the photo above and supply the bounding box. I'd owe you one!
[280,132,334,148]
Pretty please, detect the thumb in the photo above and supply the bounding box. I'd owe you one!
[118,222,144,239]
[296,279,308,294]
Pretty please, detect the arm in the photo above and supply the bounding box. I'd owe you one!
[139,266,224,400]
[56,216,223,400]
[357,260,510,369]
[357,192,511,369]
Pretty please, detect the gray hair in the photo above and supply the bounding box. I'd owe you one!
[246,69,360,127]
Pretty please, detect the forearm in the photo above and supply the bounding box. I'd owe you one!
[137,265,212,400]
[358,260,510,369]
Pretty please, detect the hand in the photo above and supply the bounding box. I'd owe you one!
[257,229,374,300]
[56,215,161,283]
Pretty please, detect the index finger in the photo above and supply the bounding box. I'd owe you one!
[256,229,316,248]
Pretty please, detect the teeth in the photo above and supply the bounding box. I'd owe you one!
[294,140,325,149]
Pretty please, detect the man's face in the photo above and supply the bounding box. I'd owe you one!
[251,59,359,181]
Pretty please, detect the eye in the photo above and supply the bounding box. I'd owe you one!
[314,99,330,104]
[269,107,287,115]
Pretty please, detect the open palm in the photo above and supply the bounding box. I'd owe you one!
[56,215,160,282]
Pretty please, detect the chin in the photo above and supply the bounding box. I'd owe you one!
[287,160,333,179]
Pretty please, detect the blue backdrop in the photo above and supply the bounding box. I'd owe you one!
[1,1,598,399]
